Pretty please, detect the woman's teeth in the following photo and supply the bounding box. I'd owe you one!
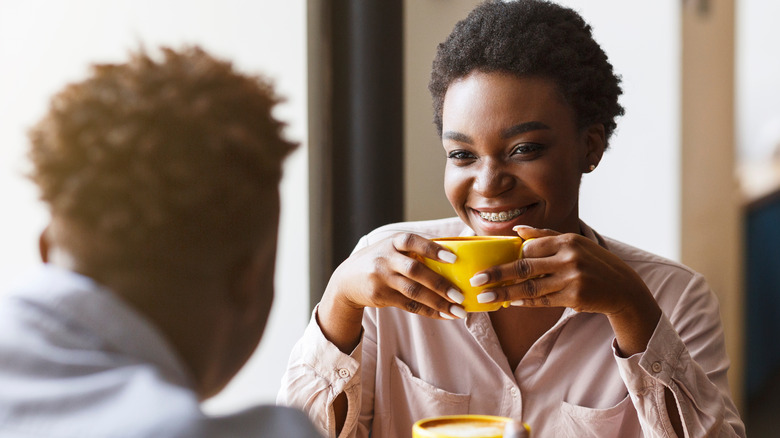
[478,208,524,222]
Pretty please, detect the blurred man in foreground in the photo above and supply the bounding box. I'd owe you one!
[0,46,321,438]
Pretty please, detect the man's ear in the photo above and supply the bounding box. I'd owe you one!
[229,255,257,309]
[227,241,276,316]
[39,225,51,263]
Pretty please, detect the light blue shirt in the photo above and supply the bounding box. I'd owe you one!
[0,264,320,438]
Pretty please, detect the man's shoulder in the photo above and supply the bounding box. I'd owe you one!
[0,266,205,438]
[205,405,322,437]
[0,362,203,438]
[363,217,468,245]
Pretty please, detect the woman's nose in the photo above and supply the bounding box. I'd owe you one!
[473,160,514,197]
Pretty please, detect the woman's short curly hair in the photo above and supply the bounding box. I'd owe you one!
[28,46,296,274]
[429,0,624,147]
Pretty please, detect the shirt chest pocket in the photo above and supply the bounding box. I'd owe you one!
[388,355,471,421]
[555,394,637,437]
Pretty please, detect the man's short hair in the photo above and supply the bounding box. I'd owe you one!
[28,46,297,276]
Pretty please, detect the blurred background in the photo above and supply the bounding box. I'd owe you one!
[1,0,778,435]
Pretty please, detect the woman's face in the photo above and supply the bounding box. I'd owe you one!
[441,71,604,236]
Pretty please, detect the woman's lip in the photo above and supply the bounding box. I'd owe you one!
[476,207,525,222]
[470,204,537,232]
[471,203,536,217]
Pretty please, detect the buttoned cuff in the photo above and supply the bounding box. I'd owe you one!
[298,305,363,393]
[613,312,685,393]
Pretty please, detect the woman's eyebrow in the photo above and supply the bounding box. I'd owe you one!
[442,121,550,143]
[502,121,550,138]
[442,131,473,143]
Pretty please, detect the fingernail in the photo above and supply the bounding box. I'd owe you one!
[511,300,525,306]
[513,225,532,231]
[439,311,455,320]
[477,291,497,303]
[470,273,489,287]
[438,250,457,264]
[447,288,465,304]
[521,239,533,255]
[450,305,467,319]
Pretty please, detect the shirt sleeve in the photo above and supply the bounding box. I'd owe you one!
[614,273,746,437]
[277,306,364,438]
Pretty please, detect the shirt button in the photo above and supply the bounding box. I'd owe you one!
[338,368,351,378]
[510,387,519,397]
[651,361,663,373]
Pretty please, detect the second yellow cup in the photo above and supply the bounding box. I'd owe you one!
[422,236,527,312]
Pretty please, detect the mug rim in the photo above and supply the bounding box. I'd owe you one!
[431,236,522,242]
[412,414,513,438]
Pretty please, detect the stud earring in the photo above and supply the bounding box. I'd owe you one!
[588,164,596,172]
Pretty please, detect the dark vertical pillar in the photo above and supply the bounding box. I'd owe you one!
[308,0,404,306]
[331,0,405,265]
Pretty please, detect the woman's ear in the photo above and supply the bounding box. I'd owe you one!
[582,123,606,173]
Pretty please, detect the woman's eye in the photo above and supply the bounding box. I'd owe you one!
[511,143,543,156]
[447,150,475,160]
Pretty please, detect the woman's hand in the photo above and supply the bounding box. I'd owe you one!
[473,226,662,356]
[318,232,466,353]
[330,232,466,319]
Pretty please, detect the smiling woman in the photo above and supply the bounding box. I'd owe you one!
[277,1,745,437]
[441,74,596,237]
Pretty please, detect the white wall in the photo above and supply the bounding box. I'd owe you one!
[564,0,680,261]
[736,1,780,162]
[404,0,681,262]
[0,0,308,414]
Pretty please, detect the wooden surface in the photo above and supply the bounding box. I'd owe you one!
[681,0,745,413]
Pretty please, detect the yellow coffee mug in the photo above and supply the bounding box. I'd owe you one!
[412,414,531,438]
[422,236,528,312]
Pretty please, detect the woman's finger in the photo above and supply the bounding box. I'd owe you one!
[387,250,467,316]
[512,225,560,241]
[390,233,466,303]
[384,273,466,319]
[473,233,592,287]
[510,290,566,308]
[517,235,559,259]
[469,248,560,288]
[477,272,564,305]
[391,232,457,264]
